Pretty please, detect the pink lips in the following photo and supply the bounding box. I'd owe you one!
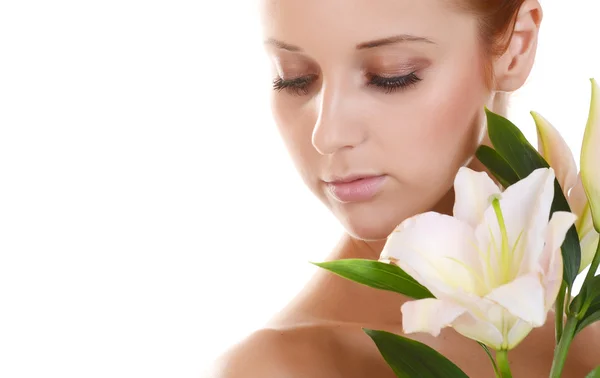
[325,175,387,203]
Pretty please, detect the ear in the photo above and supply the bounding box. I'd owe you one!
[493,0,543,92]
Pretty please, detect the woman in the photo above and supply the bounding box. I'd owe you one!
[212,0,600,376]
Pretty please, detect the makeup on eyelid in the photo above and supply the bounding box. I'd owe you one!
[270,56,431,96]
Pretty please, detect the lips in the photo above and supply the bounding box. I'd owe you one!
[324,175,388,203]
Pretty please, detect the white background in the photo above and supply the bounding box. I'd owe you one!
[0,1,598,377]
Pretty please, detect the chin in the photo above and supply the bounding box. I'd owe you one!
[330,191,441,241]
[345,226,392,242]
[335,206,401,241]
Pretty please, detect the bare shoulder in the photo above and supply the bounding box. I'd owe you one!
[570,319,600,367]
[206,326,341,378]
[511,313,600,376]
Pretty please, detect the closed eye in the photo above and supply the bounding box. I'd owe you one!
[367,72,422,94]
[271,72,422,96]
[272,75,317,96]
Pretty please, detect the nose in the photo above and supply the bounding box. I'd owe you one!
[311,80,367,156]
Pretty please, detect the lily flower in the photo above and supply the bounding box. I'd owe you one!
[533,79,600,271]
[380,167,576,350]
[581,78,600,234]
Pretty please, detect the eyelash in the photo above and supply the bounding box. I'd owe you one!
[272,72,422,96]
[366,72,422,94]
[272,75,315,96]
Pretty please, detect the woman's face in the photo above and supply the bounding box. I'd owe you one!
[261,0,492,240]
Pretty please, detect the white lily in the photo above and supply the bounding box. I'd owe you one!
[533,79,600,272]
[581,78,600,234]
[380,167,576,350]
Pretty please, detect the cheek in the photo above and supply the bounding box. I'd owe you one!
[270,94,319,184]
[423,80,485,163]
[382,59,488,185]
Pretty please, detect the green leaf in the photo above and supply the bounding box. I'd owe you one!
[561,228,583,289]
[475,145,520,189]
[577,307,600,335]
[364,329,469,378]
[477,342,500,377]
[550,183,582,288]
[577,305,600,335]
[485,108,549,177]
[312,259,433,300]
[575,276,600,335]
[580,275,600,308]
[484,108,581,287]
[586,366,600,378]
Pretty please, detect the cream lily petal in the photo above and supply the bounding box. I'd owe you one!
[382,212,483,300]
[380,215,429,285]
[401,298,466,337]
[538,211,575,308]
[389,166,572,351]
[475,168,555,280]
[570,174,596,265]
[500,168,556,273]
[485,273,546,326]
[506,319,535,350]
[451,311,505,350]
[539,211,576,269]
[533,111,578,195]
[544,253,564,313]
[581,78,600,231]
[453,167,501,228]
[580,230,600,273]
[570,175,590,224]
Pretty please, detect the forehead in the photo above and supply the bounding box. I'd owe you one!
[260,0,477,51]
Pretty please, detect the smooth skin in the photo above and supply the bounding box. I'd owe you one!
[210,0,600,376]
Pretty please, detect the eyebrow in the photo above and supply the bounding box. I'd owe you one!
[264,34,435,52]
[356,34,436,49]
[264,38,303,52]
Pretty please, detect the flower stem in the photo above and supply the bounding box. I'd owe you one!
[496,350,513,378]
[549,315,578,377]
[478,342,501,378]
[550,238,600,377]
[555,281,566,343]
